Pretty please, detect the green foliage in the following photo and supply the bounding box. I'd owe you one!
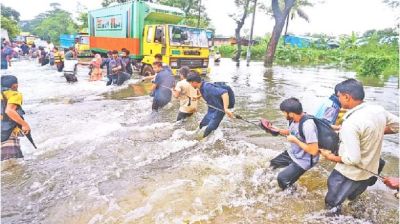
[159,0,211,28]
[31,6,78,44]
[1,4,20,21]
[216,29,399,77]
[1,15,20,39]
[77,12,88,30]
[218,45,236,57]
[358,56,391,76]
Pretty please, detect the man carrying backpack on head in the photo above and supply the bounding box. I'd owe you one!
[268,97,320,190]
[187,72,235,138]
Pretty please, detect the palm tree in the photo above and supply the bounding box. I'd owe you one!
[283,0,313,38]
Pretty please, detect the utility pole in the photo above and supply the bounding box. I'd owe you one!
[246,0,257,66]
[197,0,202,28]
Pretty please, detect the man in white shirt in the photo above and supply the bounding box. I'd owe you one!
[320,78,399,215]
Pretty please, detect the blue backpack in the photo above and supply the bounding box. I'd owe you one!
[213,82,235,109]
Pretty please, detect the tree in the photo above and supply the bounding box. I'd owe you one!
[264,0,296,67]
[283,0,312,38]
[383,0,400,8]
[230,0,252,63]
[26,4,78,44]
[76,2,88,30]
[159,0,211,28]
[1,4,20,22]
[1,15,20,39]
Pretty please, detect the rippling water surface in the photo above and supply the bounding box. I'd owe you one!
[1,58,398,224]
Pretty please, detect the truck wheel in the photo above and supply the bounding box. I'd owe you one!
[141,64,154,77]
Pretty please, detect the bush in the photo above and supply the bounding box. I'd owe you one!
[358,56,391,76]
[217,45,236,58]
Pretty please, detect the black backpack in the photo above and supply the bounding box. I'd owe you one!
[213,82,235,109]
[298,114,340,156]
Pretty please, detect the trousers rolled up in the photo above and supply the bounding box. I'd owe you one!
[199,108,225,137]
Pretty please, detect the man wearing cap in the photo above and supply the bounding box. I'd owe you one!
[1,75,31,160]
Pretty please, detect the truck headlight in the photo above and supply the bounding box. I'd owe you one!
[203,60,208,67]
[170,61,178,67]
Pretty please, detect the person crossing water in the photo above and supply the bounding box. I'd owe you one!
[186,72,234,138]
[319,79,399,216]
[267,97,320,190]
[151,61,175,112]
[1,75,32,161]
[172,67,200,121]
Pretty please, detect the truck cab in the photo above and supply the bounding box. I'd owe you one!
[141,24,209,76]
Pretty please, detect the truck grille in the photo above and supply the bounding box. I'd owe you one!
[178,59,204,68]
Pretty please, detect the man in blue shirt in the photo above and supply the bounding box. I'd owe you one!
[269,97,320,190]
[101,51,114,85]
[187,72,234,137]
[151,61,175,111]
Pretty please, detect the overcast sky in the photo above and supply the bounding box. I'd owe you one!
[2,0,398,37]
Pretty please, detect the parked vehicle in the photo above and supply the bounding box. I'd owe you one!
[60,33,92,57]
[88,1,210,75]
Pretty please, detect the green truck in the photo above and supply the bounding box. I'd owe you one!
[88,1,210,76]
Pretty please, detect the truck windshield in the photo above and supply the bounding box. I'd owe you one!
[169,26,208,48]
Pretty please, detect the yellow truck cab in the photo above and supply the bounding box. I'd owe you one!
[141,24,210,76]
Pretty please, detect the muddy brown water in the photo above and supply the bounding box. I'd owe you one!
[1,58,398,224]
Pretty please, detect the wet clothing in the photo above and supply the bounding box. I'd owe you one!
[64,51,74,60]
[152,67,175,111]
[40,50,48,66]
[199,82,228,137]
[1,47,12,69]
[325,103,398,213]
[21,44,29,55]
[54,51,64,72]
[314,94,341,124]
[177,112,193,121]
[335,103,399,181]
[49,51,55,66]
[175,79,199,114]
[109,57,129,86]
[1,135,22,160]
[270,151,306,190]
[288,119,320,170]
[270,116,319,190]
[101,58,114,85]
[325,159,385,214]
[122,56,133,75]
[1,89,24,160]
[1,89,24,139]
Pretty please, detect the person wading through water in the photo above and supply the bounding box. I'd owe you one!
[186,72,234,138]
[1,75,31,161]
[151,61,175,112]
[319,78,399,216]
[172,67,200,121]
[268,97,320,190]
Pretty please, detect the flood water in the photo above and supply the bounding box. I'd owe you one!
[1,58,399,224]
